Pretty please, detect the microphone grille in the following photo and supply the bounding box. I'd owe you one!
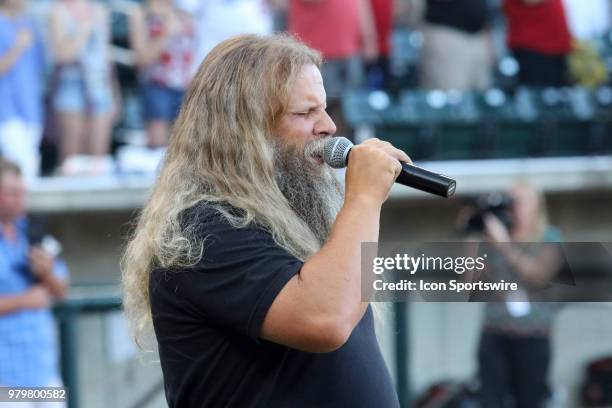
[323,137,353,169]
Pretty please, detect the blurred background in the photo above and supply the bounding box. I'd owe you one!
[1,0,611,407]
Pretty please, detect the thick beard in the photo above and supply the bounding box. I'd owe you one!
[273,139,344,246]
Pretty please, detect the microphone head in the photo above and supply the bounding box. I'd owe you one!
[323,137,353,169]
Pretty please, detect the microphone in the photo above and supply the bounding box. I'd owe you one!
[323,137,456,198]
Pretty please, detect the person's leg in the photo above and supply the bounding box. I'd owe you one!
[420,24,445,89]
[169,88,185,123]
[367,56,391,90]
[87,80,115,157]
[53,72,88,167]
[57,111,86,164]
[420,25,472,90]
[141,82,173,148]
[512,336,551,408]
[162,88,186,145]
[84,111,114,175]
[513,49,568,87]
[478,332,512,408]
[551,54,570,87]
[147,120,171,148]
[513,49,535,85]
[471,31,493,91]
[88,113,113,156]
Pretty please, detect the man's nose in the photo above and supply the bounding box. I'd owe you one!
[314,111,337,138]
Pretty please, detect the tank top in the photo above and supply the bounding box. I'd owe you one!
[141,9,196,90]
[54,1,111,106]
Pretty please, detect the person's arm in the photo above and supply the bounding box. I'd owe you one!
[128,6,171,68]
[260,139,409,353]
[49,4,94,64]
[0,28,33,74]
[498,244,561,285]
[29,247,68,300]
[484,214,561,285]
[357,0,379,61]
[0,294,26,315]
[0,285,51,315]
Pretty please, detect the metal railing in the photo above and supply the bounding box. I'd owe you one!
[53,286,164,408]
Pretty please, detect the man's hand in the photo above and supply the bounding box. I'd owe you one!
[29,247,54,281]
[20,285,52,310]
[344,138,411,207]
[28,247,68,300]
[261,138,411,352]
[484,213,512,244]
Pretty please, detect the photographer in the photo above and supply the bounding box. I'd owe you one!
[0,159,68,401]
[457,180,563,408]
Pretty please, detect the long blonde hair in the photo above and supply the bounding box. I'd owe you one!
[122,34,324,341]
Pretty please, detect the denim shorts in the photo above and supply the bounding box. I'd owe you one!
[53,67,113,114]
[140,82,185,122]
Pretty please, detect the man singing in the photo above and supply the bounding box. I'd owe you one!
[122,34,409,407]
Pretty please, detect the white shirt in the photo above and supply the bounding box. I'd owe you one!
[175,0,273,74]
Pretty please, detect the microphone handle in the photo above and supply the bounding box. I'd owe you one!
[344,148,456,198]
[396,163,456,198]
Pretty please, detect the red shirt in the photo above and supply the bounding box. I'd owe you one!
[370,0,393,57]
[289,0,361,60]
[504,0,572,55]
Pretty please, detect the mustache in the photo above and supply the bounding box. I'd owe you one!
[303,137,330,161]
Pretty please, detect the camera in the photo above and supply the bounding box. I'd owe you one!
[463,192,514,234]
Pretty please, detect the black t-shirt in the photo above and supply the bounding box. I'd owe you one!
[425,0,491,34]
[150,205,399,408]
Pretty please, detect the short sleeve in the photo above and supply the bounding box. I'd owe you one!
[171,211,303,343]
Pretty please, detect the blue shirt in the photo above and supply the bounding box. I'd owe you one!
[0,13,45,125]
[0,217,68,386]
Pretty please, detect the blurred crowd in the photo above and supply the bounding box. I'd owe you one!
[0,0,610,182]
